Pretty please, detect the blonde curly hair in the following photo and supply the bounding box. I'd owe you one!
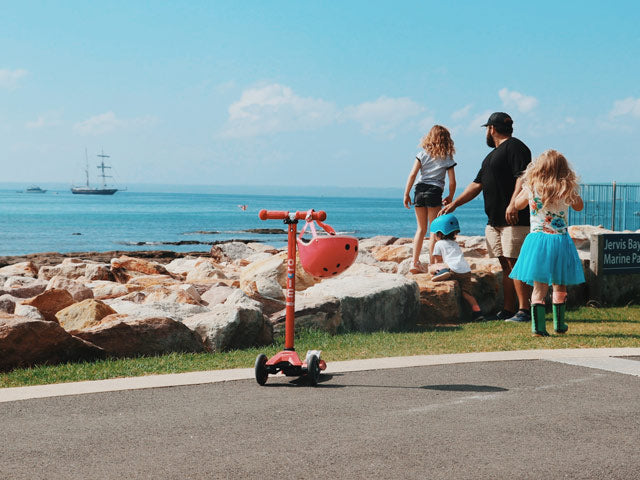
[522,149,580,206]
[420,125,455,160]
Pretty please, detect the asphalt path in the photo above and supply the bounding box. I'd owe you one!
[2,354,640,479]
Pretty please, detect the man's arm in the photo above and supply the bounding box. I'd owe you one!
[440,181,482,215]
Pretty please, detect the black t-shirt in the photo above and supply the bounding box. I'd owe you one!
[473,137,531,227]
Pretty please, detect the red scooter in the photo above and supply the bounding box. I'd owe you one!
[254,209,358,386]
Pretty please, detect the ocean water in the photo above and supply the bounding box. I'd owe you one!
[0,189,488,256]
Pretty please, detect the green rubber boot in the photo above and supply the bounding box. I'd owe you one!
[531,304,549,337]
[553,303,568,334]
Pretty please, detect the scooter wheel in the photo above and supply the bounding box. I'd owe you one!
[307,354,320,387]
[255,354,268,386]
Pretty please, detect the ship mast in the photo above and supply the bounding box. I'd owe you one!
[84,148,90,187]
[96,149,113,188]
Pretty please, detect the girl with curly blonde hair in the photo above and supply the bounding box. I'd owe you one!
[509,149,584,336]
[404,125,457,273]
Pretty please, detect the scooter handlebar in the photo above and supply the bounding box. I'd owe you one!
[259,209,327,221]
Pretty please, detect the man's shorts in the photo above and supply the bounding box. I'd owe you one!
[485,225,529,259]
[413,183,443,208]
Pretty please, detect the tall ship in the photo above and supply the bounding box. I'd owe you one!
[71,150,123,195]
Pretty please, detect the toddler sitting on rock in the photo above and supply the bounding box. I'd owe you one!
[429,214,484,321]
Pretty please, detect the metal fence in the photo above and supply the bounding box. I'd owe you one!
[569,183,640,231]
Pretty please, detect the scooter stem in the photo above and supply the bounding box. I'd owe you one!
[284,216,297,350]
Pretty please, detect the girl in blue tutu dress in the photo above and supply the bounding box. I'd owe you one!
[509,149,584,336]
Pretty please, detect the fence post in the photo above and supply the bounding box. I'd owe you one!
[611,181,616,231]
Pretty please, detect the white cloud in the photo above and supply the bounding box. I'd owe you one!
[220,84,337,138]
[0,68,27,89]
[73,111,157,135]
[220,85,428,138]
[466,110,493,133]
[342,96,424,136]
[609,97,640,118]
[498,88,539,113]
[451,104,473,121]
[26,112,62,129]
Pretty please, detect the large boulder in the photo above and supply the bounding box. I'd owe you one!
[246,242,279,254]
[185,258,228,283]
[0,262,38,278]
[459,235,489,258]
[126,274,180,289]
[142,285,202,305]
[0,294,19,314]
[2,276,48,298]
[470,271,502,314]
[200,284,236,306]
[38,258,88,281]
[300,271,420,332]
[413,270,502,324]
[414,269,503,324]
[74,316,206,357]
[104,298,208,322]
[358,236,398,251]
[183,290,272,351]
[270,295,341,335]
[240,254,285,301]
[216,242,257,262]
[164,257,200,276]
[47,276,94,302]
[110,255,172,282]
[240,252,318,301]
[83,262,114,281]
[89,281,134,300]
[414,275,461,324]
[370,244,412,264]
[56,299,118,333]
[0,314,105,371]
[21,289,75,323]
[14,304,46,321]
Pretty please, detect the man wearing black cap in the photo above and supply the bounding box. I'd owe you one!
[440,112,532,323]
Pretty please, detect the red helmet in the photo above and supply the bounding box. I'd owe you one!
[297,213,358,278]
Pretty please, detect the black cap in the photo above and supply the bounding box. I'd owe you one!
[482,112,513,129]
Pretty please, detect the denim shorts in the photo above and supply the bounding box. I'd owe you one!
[413,183,443,208]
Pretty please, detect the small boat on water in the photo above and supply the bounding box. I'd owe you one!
[25,185,47,193]
[71,149,124,195]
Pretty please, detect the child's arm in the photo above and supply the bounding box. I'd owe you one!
[443,167,456,206]
[403,160,421,209]
[513,188,529,210]
[571,194,584,212]
[506,177,526,223]
[429,255,445,274]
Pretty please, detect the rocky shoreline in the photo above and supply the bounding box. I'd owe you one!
[0,226,605,372]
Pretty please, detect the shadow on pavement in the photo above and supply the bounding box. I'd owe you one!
[262,373,508,393]
[421,384,508,392]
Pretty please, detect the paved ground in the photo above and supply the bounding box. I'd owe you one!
[1,348,639,479]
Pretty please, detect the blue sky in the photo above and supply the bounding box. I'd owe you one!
[2,1,639,190]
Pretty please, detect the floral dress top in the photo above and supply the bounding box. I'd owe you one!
[528,191,569,235]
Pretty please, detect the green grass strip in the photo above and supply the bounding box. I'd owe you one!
[2,306,639,388]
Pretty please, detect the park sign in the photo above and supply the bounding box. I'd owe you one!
[590,233,640,275]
